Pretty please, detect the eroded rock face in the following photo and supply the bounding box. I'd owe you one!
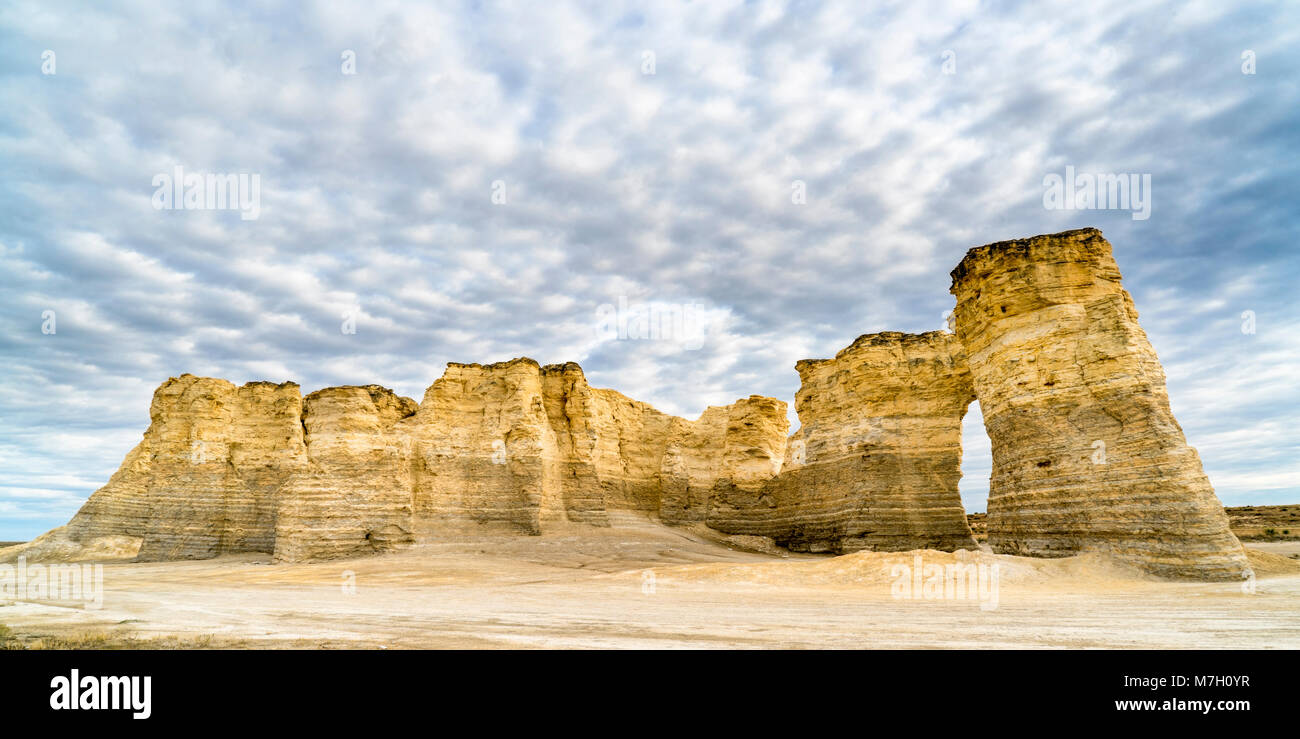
[950,228,1248,579]
[275,386,418,562]
[405,359,788,533]
[708,332,978,553]
[406,359,560,534]
[9,228,1247,581]
[18,361,788,563]
[59,375,306,561]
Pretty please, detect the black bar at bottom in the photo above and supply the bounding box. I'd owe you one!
[0,649,1285,727]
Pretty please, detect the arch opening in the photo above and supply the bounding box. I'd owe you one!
[959,400,992,545]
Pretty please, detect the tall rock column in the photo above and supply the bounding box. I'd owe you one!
[407,358,557,534]
[701,396,789,531]
[949,228,1248,579]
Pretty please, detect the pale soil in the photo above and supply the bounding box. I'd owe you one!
[2,522,1298,649]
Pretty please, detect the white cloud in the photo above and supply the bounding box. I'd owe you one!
[0,0,1296,536]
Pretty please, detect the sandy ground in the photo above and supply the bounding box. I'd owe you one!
[3,523,1299,649]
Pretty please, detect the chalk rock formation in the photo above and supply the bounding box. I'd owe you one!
[709,332,978,553]
[7,228,1247,582]
[14,361,789,563]
[405,358,788,534]
[950,228,1248,579]
[58,375,306,561]
[274,386,418,561]
[406,359,566,534]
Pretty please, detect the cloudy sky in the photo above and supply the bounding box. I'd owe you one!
[1,0,1297,541]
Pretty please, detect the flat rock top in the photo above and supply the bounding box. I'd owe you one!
[795,330,958,371]
[949,227,1105,286]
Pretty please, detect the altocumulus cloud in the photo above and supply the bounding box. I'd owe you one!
[0,0,1297,539]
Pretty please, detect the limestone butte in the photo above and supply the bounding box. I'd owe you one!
[4,228,1249,582]
[13,360,788,563]
[52,375,306,562]
[708,331,979,553]
[950,228,1248,579]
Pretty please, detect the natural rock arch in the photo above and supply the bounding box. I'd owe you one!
[949,228,1247,579]
[1,228,1248,581]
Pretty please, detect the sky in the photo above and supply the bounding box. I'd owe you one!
[1,0,1297,541]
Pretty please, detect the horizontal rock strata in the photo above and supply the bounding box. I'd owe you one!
[950,228,1248,579]
[405,359,788,535]
[708,331,979,553]
[21,361,788,563]
[6,228,1247,581]
[60,375,306,561]
[274,385,418,561]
